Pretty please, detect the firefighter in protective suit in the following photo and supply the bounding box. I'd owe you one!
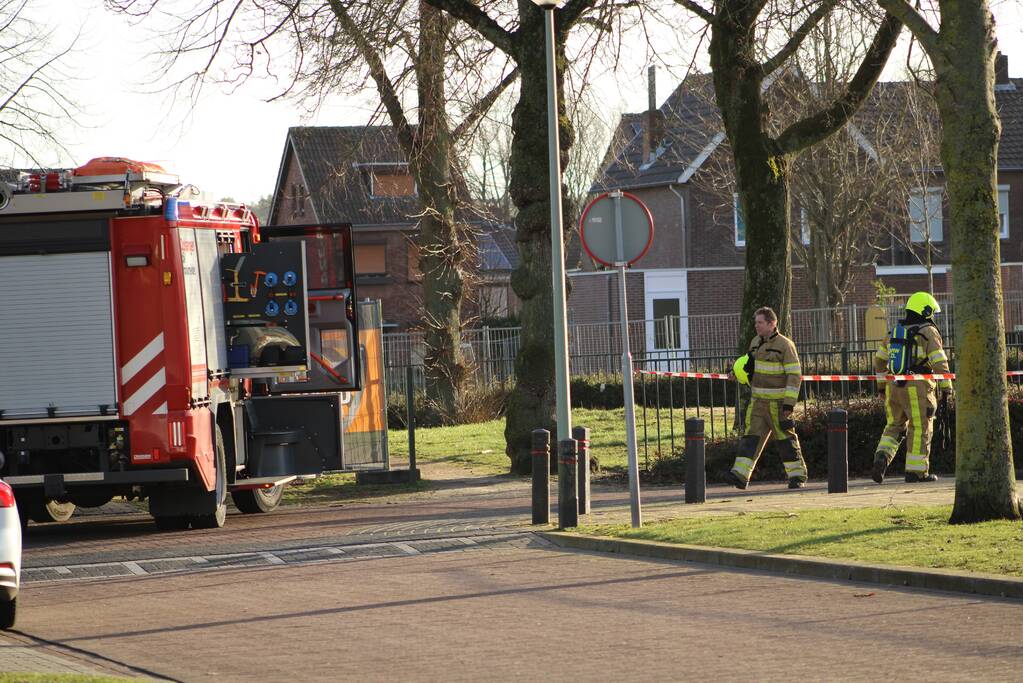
[726,307,808,490]
[871,292,952,484]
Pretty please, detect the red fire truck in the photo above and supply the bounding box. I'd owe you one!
[0,158,388,531]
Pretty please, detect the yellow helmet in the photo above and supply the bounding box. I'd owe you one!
[733,354,751,385]
[906,291,940,318]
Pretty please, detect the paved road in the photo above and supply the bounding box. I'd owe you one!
[6,532,1023,682]
[4,475,1010,681]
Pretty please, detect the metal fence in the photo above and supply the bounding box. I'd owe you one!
[383,298,1023,398]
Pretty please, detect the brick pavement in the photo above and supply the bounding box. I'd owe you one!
[7,538,1023,682]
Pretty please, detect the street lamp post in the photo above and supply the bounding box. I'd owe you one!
[533,0,572,446]
[533,0,575,526]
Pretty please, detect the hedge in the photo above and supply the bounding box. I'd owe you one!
[647,391,1023,484]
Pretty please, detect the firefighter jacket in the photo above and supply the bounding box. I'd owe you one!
[748,331,801,407]
[874,323,952,391]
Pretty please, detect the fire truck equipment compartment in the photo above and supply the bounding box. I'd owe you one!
[0,250,117,419]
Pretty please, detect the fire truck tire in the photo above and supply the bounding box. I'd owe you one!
[28,500,76,524]
[231,485,283,514]
[0,598,16,630]
[154,515,191,531]
[192,427,228,529]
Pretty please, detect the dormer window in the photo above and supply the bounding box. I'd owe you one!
[368,164,416,198]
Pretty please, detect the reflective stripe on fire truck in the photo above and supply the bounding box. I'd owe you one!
[123,368,166,415]
[121,333,164,383]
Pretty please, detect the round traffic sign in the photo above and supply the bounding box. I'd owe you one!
[579,192,654,266]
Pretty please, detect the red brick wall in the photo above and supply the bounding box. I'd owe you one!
[353,229,420,329]
[272,151,315,223]
[567,273,613,325]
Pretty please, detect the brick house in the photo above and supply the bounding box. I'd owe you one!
[573,56,1023,352]
[268,126,518,330]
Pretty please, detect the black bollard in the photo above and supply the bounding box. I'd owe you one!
[531,429,550,524]
[558,438,579,529]
[827,408,848,494]
[685,418,706,504]
[406,366,418,480]
[573,426,591,515]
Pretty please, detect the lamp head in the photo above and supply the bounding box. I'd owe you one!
[531,0,560,8]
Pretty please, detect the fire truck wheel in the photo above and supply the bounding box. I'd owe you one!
[154,515,191,531]
[231,485,283,514]
[28,500,76,524]
[192,427,228,530]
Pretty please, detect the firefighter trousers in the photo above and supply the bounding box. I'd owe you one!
[874,382,937,475]
[730,398,807,484]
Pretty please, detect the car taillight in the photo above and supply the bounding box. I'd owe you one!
[0,482,14,508]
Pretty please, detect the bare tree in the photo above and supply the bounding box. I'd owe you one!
[105,0,516,421]
[0,0,78,165]
[877,0,1021,523]
[672,0,901,350]
[775,15,941,323]
[424,0,650,472]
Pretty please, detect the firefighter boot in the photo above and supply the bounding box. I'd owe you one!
[871,452,889,484]
[726,435,760,489]
[778,438,807,489]
[905,472,939,483]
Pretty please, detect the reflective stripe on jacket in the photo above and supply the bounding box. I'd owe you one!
[873,323,952,391]
[749,331,801,403]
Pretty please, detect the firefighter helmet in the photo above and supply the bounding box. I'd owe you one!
[733,354,751,385]
[906,291,940,318]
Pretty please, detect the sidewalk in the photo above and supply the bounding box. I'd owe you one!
[583,476,957,527]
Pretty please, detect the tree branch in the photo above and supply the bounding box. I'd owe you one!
[451,66,519,141]
[558,0,596,32]
[760,0,840,77]
[422,0,516,56]
[328,0,415,154]
[775,12,902,155]
[672,0,715,24]
[876,0,941,59]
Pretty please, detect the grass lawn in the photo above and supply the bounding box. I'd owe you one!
[387,406,739,475]
[583,505,1023,577]
[0,675,137,683]
[280,472,428,506]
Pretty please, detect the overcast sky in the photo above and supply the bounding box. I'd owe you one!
[22,0,1023,205]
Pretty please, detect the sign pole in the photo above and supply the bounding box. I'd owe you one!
[612,192,642,528]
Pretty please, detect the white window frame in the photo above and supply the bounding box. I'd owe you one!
[999,184,1010,239]
[909,186,944,243]
[733,192,745,247]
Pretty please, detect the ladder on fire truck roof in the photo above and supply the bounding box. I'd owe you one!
[0,157,190,217]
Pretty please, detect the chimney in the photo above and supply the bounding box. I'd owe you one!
[642,66,664,167]
[996,52,1009,86]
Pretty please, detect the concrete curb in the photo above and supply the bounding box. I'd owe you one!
[538,531,1023,600]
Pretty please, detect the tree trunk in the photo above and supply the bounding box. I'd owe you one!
[938,0,1022,522]
[414,2,466,419]
[504,8,573,474]
[709,14,793,352]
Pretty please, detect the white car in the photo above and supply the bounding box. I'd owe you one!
[0,481,21,629]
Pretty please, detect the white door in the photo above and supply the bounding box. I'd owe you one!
[644,270,689,371]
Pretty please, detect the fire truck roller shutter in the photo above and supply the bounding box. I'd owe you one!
[0,251,118,419]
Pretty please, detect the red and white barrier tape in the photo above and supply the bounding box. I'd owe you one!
[636,370,1023,381]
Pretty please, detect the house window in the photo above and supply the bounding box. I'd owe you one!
[999,185,1010,239]
[733,193,745,247]
[289,183,307,218]
[909,188,943,243]
[371,172,416,198]
[354,243,387,276]
[798,208,811,245]
[408,243,422,281]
